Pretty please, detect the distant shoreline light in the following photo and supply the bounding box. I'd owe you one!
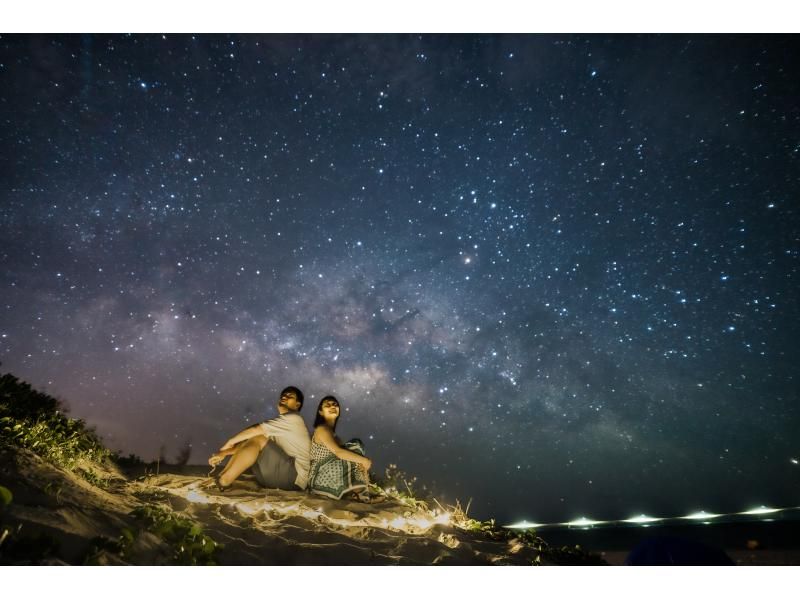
[739,506,780,515]
[567,516,604,527]
[682,510,722,520]
[623,514,662,524]
[504,505,799,530]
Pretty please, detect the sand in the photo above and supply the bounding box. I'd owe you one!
[0,447,552,565]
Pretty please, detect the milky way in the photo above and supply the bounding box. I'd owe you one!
[1,34,798,522]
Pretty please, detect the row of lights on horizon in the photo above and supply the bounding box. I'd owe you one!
[508,457,800,529]
[506,505,799,530]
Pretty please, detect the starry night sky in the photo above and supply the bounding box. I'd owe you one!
[1,34,798,523]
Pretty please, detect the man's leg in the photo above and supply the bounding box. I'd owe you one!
[252,442,297,490]
[218,435,268,487]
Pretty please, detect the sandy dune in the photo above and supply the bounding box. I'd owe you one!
[0,448,562,565]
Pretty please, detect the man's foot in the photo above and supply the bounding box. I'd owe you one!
[202,475,230,493]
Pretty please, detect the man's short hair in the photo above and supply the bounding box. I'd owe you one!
[280,386,304,410]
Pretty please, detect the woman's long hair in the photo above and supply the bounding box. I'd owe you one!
[313,395,340,431]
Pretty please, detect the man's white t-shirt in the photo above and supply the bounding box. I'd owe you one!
[258,412,311,489]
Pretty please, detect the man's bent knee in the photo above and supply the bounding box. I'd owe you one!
[250,435,268,451]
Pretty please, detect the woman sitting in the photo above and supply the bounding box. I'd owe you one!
[308,395,374,501]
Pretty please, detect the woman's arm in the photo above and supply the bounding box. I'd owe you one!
[314,427,372,470]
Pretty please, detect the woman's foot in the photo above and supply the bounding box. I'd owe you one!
[345,490,386,504]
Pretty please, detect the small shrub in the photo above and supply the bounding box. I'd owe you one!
[77,467,109,488]
[131,505,221,565]
[0,372,111,471]
[370,464,435,510]
[114,453,146,467]
[174,440,192,467]
[83,527,137,565]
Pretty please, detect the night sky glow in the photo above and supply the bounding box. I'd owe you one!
[1,34,798,523]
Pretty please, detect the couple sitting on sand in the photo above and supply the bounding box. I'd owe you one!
[207,386,376,502]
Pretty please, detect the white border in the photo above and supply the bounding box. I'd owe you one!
[2,1,799,33]
[0,566,795,596]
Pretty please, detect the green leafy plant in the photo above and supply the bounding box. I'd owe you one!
[114,452,147,467]
[0,372,111,471]
[544,543,607,565]
[130,505,221,565]
[43,481,63,504]
[0,485,11,555]
[77,467,110,488]
[370,463,435,510]
[83,527,137,565]
[0,485,11,508]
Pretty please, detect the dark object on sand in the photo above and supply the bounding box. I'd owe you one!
[625,536,734,565]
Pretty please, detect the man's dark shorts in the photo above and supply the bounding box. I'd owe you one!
[251,441,300,490]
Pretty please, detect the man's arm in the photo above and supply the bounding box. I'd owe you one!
[209,423,270,466]
[208,444,238,466]
[220,423,266,451]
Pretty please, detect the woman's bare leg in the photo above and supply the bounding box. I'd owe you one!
[218,436,268,487]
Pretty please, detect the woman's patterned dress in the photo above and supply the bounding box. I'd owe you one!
[308,437,368,499]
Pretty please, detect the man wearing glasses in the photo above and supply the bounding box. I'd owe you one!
[208,386,310,491]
